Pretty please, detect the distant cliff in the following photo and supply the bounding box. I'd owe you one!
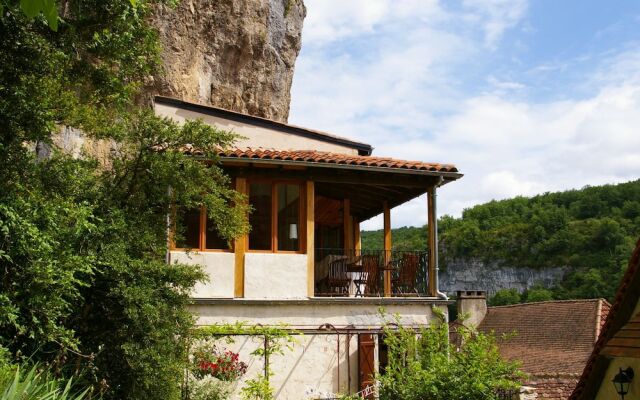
[439,260,567,296]
[150,0,306,122]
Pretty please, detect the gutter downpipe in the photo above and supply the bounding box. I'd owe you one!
[433,177,448,300]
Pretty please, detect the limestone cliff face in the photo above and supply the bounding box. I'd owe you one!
[150,0,306,123]
[440,259,568,296]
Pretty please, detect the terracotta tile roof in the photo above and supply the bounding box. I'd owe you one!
[478,299,610,375]
[571,238,640,399]
[524,374,580,400]
[216,148,460,174]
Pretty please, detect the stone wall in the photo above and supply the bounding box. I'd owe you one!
[440,259,567,296]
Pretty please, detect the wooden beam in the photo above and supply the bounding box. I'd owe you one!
[354,219,361,255]
[383,201,392,297]
[227,166,443,188]
[306,181,315,298]
[343,199,351,252]
[234,178,247,298]
[427,186,437,297]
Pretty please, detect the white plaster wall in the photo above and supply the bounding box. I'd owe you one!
[244,253,308,299]
[188,301,446,399]
[191,301,444,327]
[191,333,360,400]
[155,102,358,154]
[595,356,640,400]
[170,251,235,298]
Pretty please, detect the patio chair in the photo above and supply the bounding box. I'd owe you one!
[353,255,380,296]
[326,257,351,296]
[392,252,419,295]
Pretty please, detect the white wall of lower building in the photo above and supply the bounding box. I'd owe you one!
[190,334,359,400]
[191,299,443,327]
[188,300,447,400]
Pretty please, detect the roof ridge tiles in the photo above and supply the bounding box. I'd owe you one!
[488,299,606,309]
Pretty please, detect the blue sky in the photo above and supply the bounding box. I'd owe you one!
[288,0,640,229]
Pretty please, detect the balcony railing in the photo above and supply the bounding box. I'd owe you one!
[314,248,429,297]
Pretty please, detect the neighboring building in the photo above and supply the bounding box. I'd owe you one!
[155,96,463,399]
[571,238,640,400]
[456,292,610,400]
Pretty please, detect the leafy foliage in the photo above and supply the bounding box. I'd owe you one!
[1,364,90,400]
[0,0,248,399]
[362,180,640,301]
[378,311,522,400]
[489,289,521,306]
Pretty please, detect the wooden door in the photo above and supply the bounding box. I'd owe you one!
[358,334,376,399]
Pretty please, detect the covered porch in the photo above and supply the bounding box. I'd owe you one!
[222,148,462,299]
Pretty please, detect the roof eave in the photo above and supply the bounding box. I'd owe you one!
[218,156,463,182]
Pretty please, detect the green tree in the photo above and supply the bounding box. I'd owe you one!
[378,312,522,400]
[489,289,521,306]
[523,287,553,303]
[0,0,248,399]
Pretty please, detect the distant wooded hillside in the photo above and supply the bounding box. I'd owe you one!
[361,179,640,301]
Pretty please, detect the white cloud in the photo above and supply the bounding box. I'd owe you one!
[301,0,443,45]
[462,0,529,47]
[291,1,640,231]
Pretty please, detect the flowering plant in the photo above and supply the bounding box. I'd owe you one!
[193,345,248,381]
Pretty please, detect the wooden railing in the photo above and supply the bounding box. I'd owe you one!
[314,248,428,297]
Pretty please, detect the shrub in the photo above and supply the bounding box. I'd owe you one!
[378,310,522,400]
[1,365,90,400]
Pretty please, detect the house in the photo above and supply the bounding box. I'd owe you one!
[571,238,640,400]
[154,96,463,399]
[454,291,610,400]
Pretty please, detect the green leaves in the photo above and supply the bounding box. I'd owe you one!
[19,0,58,30]
[378,313,523,400]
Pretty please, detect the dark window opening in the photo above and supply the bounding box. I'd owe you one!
[249,182,273,250]
[175,207,200,249]
[205,214,230,250]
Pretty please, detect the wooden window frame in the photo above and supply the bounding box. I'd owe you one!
[247,179,306,254]
[169,206,233,253]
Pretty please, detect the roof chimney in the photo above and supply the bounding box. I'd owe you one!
[456,290,487,329]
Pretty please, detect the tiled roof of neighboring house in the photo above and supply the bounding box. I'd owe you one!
[571,238,640,399]
[478,299,610,375]
[217,148,460,174]
[154,96,374,155]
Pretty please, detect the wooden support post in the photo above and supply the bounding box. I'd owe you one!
[306,181,315,298]
[234,178,247,298]
[354,219,361,255]
[427,186,438,297]
[383,201,392,297]
[343,199,351,253]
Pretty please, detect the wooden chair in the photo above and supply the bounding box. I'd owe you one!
[353,255,380,296]
[326,258,351,296]
[392,253,419,295]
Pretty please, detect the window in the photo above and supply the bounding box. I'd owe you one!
[248,183,272,250]
[172,207,231,251]
[248,181,303,252]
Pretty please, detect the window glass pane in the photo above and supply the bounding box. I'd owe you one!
[249,183,272,250]
[205,214,230,250]
[175,208,200,249]
[277,184,300,251]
